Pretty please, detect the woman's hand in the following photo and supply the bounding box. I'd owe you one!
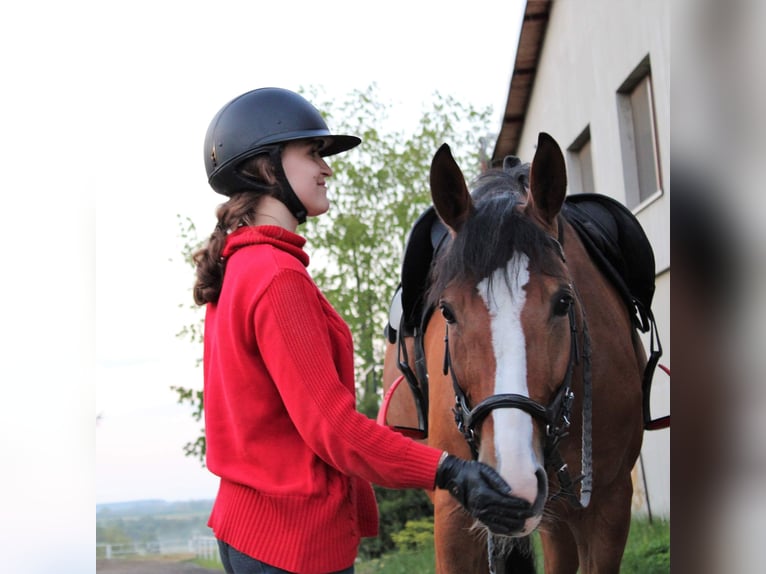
[435,454,533,535]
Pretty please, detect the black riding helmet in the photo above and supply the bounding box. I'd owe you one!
[204,87,361,223]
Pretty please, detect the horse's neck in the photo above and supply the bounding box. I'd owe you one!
[561,217,644,383]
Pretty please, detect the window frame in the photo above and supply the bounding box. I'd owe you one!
[617,55,664,213]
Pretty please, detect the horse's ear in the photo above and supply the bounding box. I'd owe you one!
[430,143,474,233]
[527,132,567,230]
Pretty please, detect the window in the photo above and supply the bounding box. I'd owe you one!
[567,126,595,195]
[617,56,663,210]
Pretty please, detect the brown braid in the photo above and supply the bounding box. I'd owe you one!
[192,155,279,305]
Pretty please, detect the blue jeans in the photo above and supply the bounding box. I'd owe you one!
[217,540,354,574]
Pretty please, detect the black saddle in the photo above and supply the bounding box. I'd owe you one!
[561,193,656,333]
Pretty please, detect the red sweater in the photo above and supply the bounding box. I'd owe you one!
[203,226,443,574]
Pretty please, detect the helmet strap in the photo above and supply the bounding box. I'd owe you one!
[269,146,308,225]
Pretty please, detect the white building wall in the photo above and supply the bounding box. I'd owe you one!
[633,271,670,519]
[513,0,670,517]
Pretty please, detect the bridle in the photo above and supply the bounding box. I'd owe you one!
[442,243,593,510]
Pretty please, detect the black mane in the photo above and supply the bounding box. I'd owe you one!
[427,162,563,307]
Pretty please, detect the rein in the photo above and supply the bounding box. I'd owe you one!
[444,300,593,509]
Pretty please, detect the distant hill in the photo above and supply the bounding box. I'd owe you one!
[97,499,214,518]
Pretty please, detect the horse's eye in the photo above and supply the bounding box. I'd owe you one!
[553,294,573,317]
[440,303,457,324]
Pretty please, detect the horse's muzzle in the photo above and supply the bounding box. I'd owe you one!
[518,467,548,536]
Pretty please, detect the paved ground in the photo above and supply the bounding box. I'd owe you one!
[96,558,221,573]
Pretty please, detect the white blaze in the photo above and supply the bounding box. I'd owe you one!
[477,252,540,505]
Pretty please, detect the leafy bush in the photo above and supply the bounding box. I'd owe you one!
[390,518,434,552]
[358,486,433,559]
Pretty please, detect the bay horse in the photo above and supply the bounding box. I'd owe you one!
[380,133,648,573]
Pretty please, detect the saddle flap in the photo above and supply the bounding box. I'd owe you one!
[563,193,656,331]
[400,206,447,331]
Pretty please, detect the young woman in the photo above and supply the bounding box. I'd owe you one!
[195,87,532,574]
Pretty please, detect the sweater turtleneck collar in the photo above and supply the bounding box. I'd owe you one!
[221,225,309,267]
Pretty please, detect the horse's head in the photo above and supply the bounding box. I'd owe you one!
[428,133,576,536]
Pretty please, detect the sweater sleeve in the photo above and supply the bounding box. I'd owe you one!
[255,269,442,490]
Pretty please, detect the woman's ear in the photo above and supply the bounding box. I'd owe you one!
[261,160,277,185]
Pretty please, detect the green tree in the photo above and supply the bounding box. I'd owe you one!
[173,83,492,459]
[302,84,492,415]
[171,213,206,461]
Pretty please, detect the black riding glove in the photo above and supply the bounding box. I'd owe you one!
[435,453,533,535]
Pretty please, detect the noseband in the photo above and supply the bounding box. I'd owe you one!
[444,284,593,509]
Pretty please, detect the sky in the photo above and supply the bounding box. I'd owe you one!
[0,1,528,570]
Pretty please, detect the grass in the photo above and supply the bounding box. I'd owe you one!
[189,557,225,570]
[356,516,669,573]
[620,517,670,573]
[357,546,435,574]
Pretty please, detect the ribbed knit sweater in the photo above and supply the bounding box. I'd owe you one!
[203,225,443,574]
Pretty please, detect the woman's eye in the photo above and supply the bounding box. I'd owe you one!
[553,294,573,317]
[311,140,325,155]
[440,303,456,324]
